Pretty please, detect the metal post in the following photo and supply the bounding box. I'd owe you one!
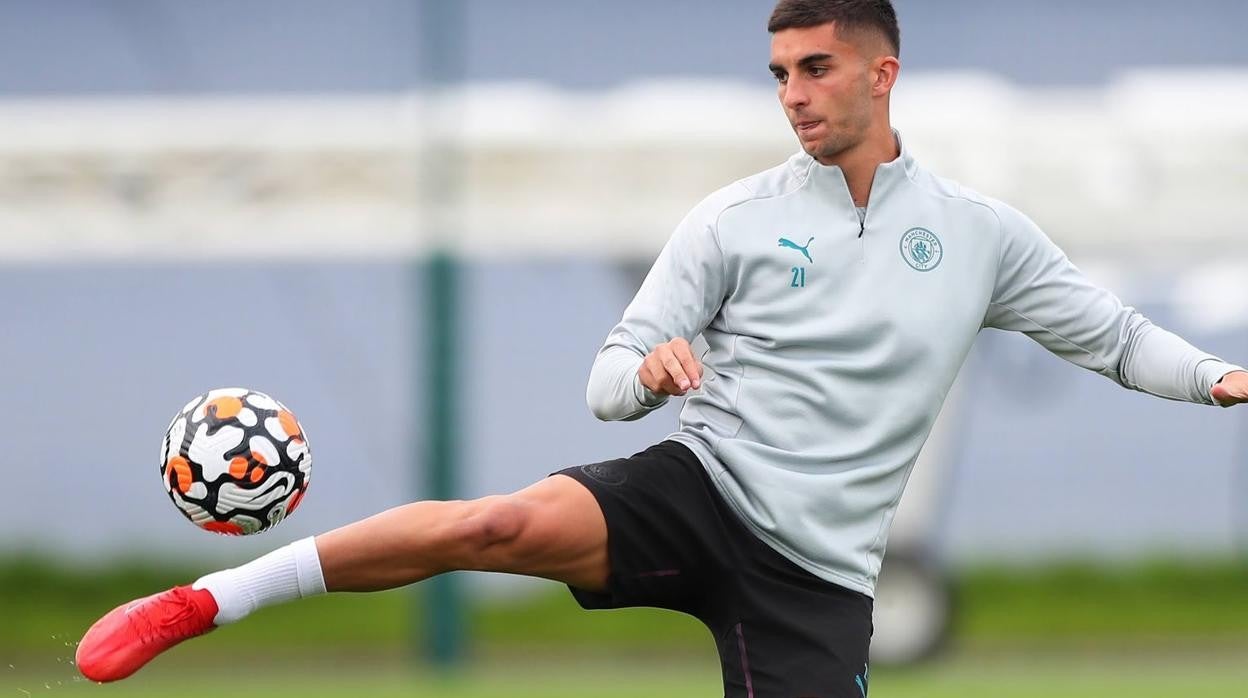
[423,253,464,668]
[416,0,466,670]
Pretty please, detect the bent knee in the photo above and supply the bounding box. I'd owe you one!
[467,496,530,551]
[452,479,607,586]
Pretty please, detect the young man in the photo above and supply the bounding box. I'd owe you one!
[78,1,1248,696]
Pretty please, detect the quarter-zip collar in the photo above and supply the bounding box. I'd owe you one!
[790,130,916,237]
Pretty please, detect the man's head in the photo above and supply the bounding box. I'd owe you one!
[767,0,901,164]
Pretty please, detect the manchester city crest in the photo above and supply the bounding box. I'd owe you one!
[900,228,943,272]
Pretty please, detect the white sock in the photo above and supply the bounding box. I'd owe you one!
[192,536,326,625]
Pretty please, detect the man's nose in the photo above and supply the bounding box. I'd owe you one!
[782,77,809,111]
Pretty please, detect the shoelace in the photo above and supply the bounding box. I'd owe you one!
[134,591,209,643]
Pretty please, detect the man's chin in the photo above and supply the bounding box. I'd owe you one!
[801,140,838,164]
[798,138,823,157]
[806,135,857,164]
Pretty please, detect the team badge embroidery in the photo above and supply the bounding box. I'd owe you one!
[899,228,943,271]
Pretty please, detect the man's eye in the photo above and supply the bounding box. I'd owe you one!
[772,73,787,84]
[809,66,828,77]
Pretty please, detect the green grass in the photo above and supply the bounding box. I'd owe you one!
[954,560,1248,645]
[6,557,1248,696]
[6,652,1248,698]
[883,651,1248,698]
[4,556,1248,658]
[0,558,710,653]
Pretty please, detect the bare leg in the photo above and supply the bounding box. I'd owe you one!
[76,475,609,683]
[316,474,609,592]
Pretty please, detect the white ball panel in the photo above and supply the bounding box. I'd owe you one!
[216,472,296,513]
[187,423,244,481]
[264,416,290,441]
[180,394,205,416]
[177,499,214,526]
[236,407,258,428]
[248,434,281,466]
[286,438,310,467]
[245,392,280,411]
[165,417,186,462]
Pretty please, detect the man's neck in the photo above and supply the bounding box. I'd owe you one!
[817,126,900,207]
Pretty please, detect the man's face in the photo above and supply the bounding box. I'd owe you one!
[769,23,880,163]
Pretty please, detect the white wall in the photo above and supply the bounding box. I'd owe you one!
[1,74,1246,262]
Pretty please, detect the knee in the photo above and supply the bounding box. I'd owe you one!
[465,496,530,552]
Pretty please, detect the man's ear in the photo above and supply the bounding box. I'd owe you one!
[872,56,900,96]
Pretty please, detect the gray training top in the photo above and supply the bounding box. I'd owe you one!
[586,134,1243,598]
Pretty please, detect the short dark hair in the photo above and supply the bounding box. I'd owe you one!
[768,0,900,57]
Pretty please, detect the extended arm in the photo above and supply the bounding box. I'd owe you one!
[983,203,1245,406]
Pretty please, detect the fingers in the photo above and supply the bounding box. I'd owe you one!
[669,338,702,389]
[638,338,703,396]
[646,345,689,395]
[637,353,673,395]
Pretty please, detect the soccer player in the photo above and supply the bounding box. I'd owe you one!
[77,1,1248,695]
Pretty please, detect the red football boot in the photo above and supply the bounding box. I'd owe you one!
[76,585,219,682]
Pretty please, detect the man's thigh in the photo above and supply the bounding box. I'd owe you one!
[711,565,874,698]
[489,473,610,591]
[470,440,720,597]
[713,605,873,697]
[552,441,733,614]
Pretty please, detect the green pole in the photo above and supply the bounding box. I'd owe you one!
[423,253,464,667]
[416,0,465,670]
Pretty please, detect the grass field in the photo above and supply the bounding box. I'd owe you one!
[6,557,1248,652]
[4,558,1248,696]
[7,651,1248,697]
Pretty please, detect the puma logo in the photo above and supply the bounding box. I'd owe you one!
[778,236,815,263]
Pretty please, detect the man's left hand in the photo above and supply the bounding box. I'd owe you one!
[1211,370,1248,406]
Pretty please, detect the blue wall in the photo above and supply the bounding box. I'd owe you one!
[2,260,1245,565]
[2,0,1246,94]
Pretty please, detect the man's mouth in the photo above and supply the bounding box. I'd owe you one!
[795,119,823,134]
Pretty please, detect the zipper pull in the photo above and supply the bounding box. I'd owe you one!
[858,219,865,238]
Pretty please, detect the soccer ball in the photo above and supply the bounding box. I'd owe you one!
[160,388,312,535]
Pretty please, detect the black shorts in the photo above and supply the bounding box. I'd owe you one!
[555,441,873,698]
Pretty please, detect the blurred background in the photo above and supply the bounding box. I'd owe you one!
[2,1,1247,696]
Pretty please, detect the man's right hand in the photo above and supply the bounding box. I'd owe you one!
[638,338,703,397]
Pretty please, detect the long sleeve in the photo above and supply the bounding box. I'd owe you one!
[983,202,1244,405]
[586,190,736,421]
